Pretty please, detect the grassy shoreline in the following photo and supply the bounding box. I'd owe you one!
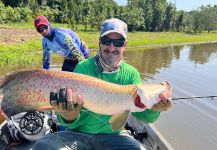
[0,23,217,67]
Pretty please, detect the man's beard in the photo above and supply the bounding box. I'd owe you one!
[100,49,122,67]
[94,48,123,72]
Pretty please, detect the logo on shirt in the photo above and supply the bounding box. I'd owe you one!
[56,49,67,57]
[64,36,83,61]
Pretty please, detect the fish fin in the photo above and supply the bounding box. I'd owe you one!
[38,106,53,112]
[109,109,131,131]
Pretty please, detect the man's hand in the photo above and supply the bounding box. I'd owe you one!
[152,81,172,112]
[50,88,83,121]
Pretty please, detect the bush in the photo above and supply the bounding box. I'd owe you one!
[34,6,60,22]
[0,2,6,23]
[0,2,32,23]
[5,7,20,22]
[15,7,33,22]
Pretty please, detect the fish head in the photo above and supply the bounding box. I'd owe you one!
[135,81,172,109]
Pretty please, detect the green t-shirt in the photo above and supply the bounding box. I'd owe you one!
[58,57,160,134]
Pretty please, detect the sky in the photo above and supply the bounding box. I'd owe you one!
[116,0,217,12]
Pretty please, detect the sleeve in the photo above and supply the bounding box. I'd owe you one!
[79,39,90,57]
[72,32,90,56]
[131,69,160,123]
[42,39,51,70]
[64,34,85,61]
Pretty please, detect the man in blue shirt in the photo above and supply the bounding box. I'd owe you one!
[34,16,90,72]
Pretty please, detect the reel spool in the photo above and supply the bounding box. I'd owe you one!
[19,111,44,135]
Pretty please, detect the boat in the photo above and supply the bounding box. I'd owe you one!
[0,114,173,150]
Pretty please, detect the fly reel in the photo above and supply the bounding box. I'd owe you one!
[19,111,44,135]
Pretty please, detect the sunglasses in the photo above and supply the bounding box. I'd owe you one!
[37,25,48,33]
[100,36,125,47]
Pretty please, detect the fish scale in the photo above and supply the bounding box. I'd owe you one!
[0,69,171,130]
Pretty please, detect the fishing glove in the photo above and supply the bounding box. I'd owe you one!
[50,88,83,121]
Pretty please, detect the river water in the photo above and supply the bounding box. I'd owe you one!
[124,43,217,150]
[1,42,217,149]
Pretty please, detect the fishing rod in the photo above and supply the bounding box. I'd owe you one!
[171,95,217,100]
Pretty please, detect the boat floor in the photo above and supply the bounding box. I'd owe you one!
[0,116,173,150]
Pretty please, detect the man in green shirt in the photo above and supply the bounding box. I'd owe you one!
[32,18,171,150]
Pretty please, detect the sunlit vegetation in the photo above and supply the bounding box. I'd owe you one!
[0,0,217,68]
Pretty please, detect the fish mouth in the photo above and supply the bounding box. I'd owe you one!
[134,95,145,109]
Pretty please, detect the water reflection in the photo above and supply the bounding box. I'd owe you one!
[125,43,217,79]
[189,43,217,64]
[125,47,173,78]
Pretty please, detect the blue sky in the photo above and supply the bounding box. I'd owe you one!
[116,0,217,12]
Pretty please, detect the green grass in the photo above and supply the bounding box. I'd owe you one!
[127,31,217,46]
[0,39,41,68]
[0,22,68,29]
[0,22,217,68]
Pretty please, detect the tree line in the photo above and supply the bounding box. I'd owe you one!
[1,0,217,33]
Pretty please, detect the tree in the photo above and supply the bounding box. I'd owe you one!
[142,0,153,31]
[2,0,22,7]
[124,0,144,31]
[81,0,91,31]
[191,10,203,33]
[28,0,39,13]
[175,11,184,31]
[200,5,217,32]
[163,3,176,31]
[150,0,166,31]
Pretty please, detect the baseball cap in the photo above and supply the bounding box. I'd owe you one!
[100,18,128,39]
[34,16,49,29]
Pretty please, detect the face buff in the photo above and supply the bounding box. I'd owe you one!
[95,50,123,72]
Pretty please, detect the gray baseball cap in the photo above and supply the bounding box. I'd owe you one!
[100,18,128,39]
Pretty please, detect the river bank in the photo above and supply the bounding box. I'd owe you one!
[0,25,217,67]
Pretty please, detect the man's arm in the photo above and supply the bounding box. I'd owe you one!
[72,32,90,58]
[64,35,85,61]
[79,39,90,58]
[42,40,51,70]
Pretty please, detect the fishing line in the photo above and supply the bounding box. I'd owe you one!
[80,96,217,122]
[140,73,156,80]
[142,144,153,150]
[81,109,110,126]
[81,110,155,150]
[171,96,217,104]
[55,96,217,147]
[172,95,217,100]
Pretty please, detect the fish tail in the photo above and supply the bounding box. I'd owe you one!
[0,76,7,89]
[0,72,18,89]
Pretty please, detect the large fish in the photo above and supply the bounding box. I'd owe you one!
[0,69,172,130]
